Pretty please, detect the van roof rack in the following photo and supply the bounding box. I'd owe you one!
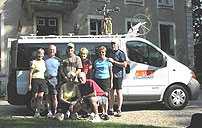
[19,34,127,40]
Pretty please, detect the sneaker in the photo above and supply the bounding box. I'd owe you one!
[115,110,121,117]
[55,113,64,121]
[64,110,71,119]
[90,114,102,123]
[103,114,110,120]
[71,112,79,120]
[108,110,114,115]
[34,112,41,118]
[101,114,110,120]
[89,113,95,120]
[53,110,57,115]
[47,112,53,118]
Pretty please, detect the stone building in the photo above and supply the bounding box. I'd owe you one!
[0,0,192,95]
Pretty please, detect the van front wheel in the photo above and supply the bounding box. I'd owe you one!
[164,85,189,110]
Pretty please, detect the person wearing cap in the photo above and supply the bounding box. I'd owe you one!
[45,44,61,117]
[108,38,127,117]
[28,48,48,117]
[79,47,92,79]
[60,42,83,82]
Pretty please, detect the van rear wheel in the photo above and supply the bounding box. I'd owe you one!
[164,85,189,110]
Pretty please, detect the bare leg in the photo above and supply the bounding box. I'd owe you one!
[32,93,38,111]
[108,89,115,112]
[101,96,110,120]
[52,95,58,114]
[90,97,98,115]
[45,94,52,115]
[103,98,108,114]
[116,89,123,111]
[36,92,44,112]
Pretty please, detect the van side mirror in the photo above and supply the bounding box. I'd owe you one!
[162,56,167,67]
[125,64,130,74]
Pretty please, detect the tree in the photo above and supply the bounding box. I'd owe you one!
[193,0,202,44]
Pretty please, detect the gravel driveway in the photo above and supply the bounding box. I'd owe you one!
[106,94,202,128]
[107,108,194,128]
[1,94,202,128]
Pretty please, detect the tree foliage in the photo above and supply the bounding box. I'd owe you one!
[193,0,202,44]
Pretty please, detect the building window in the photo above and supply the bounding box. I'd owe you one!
[157,0,174,9]
[159,22,175,56]
[124,0,144,6]
[89,19,102,35]
[87,15,103,35]
[36,17,58,35]
[48,19,56,27]
[37,18,45,26]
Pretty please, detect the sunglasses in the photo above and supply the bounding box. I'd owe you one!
[67,46,74,49]
[99,51,105,53]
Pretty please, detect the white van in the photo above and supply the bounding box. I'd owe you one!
[7,34,200,110]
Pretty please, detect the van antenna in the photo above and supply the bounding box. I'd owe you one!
[127,14,152,37]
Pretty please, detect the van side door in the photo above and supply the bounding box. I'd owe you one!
[123,40,168,102]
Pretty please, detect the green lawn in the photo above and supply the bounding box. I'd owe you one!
[0,117,169,128]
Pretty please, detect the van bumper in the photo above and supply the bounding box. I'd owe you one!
[187,78,201,100]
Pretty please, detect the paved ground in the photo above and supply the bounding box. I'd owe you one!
[0,101,27,116]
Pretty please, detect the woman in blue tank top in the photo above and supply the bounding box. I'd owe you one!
[93,46,113,92]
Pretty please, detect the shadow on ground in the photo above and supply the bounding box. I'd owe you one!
[122,102,167,112]
[0,104,29,116]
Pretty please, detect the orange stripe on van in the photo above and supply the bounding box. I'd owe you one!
[135,70,154,78]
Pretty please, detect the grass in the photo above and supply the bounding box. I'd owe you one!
[0,117,169,128]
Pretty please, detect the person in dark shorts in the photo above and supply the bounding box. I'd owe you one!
[93,46,113,92]
[93,46,113,119]
[108,38,127,117]
[45,44,61,117]
[28,48,48,117]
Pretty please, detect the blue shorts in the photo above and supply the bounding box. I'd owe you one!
[47,77,58,95]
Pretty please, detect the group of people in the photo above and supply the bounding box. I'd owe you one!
[28,38,127,122]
